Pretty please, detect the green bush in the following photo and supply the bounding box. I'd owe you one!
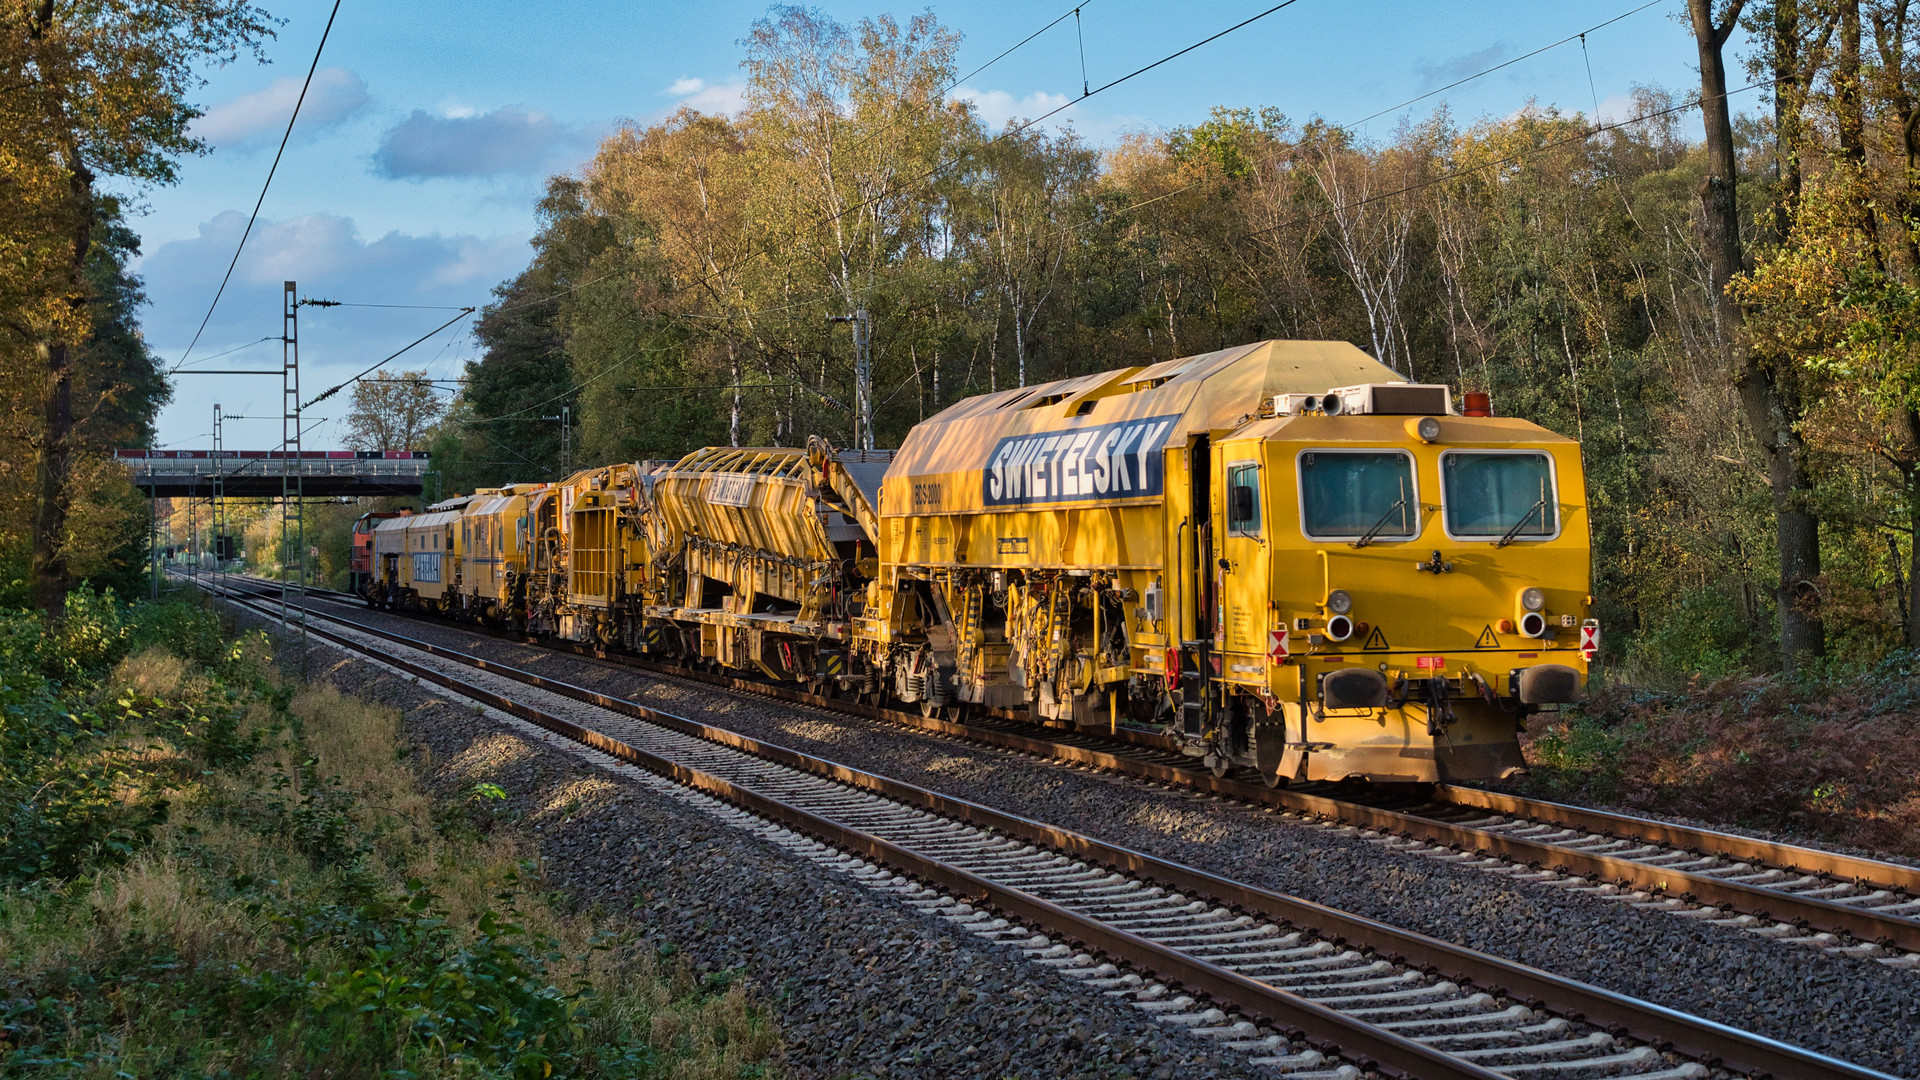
[1622,586,1760,684]
[0,595,260,886]
[0,592,778,1080]
[1526,714,1629,801]
[278,882,599,1078]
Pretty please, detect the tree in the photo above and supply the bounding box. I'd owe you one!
[1304,123,1429,377]
[343,371,444,452]
[588,109,760,445]
[1691,0,1828,673]
[1,0,272,616]
[958,125,1097,388]
[0,202,169,602]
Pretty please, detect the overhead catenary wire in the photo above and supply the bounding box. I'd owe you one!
[1580,33,1605,121]
[487,0,1302,322]
[299,301,475,310]
[303,308,475,408]
[951,0,1093,94]
[1338,0,1665,132]
[486,2,1106,323]
[1236,78,1774,244]
[173,335,277,368]
[834,0,1102,164]
[1078,0,1670,233]
[169,0,344,374]
[466,2,1663,432]
[635,0,1658,357]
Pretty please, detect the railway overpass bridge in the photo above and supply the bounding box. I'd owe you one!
[115,449,432,498]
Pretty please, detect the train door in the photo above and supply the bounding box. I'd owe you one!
[1219,451,1268,659]
[1178,436,1213,740]
[1216,445,1271,770]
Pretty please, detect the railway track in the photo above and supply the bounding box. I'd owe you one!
[246,576,1920,964]
[206,576,1893,1080]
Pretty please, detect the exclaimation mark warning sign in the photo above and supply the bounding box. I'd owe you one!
[1361,626,1389,650]
[1475,625,1500,649]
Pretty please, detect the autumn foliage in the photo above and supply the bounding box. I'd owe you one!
[1524,659,1920,857]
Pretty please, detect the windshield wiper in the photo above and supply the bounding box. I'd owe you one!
[1494,497,1547,547]
[1351,497,1408,548]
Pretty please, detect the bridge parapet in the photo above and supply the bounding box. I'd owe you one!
[116,449,432,497]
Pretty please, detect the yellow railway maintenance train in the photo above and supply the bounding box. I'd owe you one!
[361,339,1596,785]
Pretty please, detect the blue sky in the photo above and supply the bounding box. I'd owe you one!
[135,0,1740,451]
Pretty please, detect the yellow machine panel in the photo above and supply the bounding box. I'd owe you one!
[455,483,543,622]
[395,499,471,606]
[651,446,860,619]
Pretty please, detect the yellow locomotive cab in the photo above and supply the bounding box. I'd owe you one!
[1218,412,1589,783]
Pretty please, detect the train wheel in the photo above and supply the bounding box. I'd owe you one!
[1207,754,1231,779]
[919,698,940,719]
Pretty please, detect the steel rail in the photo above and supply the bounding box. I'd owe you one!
[215,590,1495,1080]
[529,629,1920,952]
[1431,784,1920,894]
[212,582,1895,1080]
[269,581,1920,950]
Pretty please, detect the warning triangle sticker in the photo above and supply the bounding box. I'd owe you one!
[1362,626,1389,651]
[1475,624,1500,649]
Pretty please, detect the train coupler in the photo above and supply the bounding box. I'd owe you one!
[1424,675,1457,737]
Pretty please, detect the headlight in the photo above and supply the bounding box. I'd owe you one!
[1326,589,1353,615]
[1520,586,1546,612]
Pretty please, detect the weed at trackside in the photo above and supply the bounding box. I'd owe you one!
[0,593,783,1079]
[1520,655,1920,856]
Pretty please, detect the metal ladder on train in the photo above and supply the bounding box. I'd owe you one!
[1178,640,1211,740]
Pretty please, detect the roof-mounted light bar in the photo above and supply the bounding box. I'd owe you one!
[1273,383,1456,417]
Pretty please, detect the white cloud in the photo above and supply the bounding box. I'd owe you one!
[952,86,1077,134]
[191,68,370,147]
[140,210,524,353]
[141,210,529,449]
[664,76,745,116]
[374,105,586,178]
[1594,93,1637,126]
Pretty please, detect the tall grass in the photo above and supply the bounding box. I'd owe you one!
[0,595,781,1079]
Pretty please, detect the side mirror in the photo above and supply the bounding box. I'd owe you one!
[1230,484,1255,523]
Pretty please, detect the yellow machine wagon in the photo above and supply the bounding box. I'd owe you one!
[373,338,1593,786]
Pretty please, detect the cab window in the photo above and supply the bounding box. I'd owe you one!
[1299,451,1416,541]
[1442,451,1557,540]
[1225,463,1261,537]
